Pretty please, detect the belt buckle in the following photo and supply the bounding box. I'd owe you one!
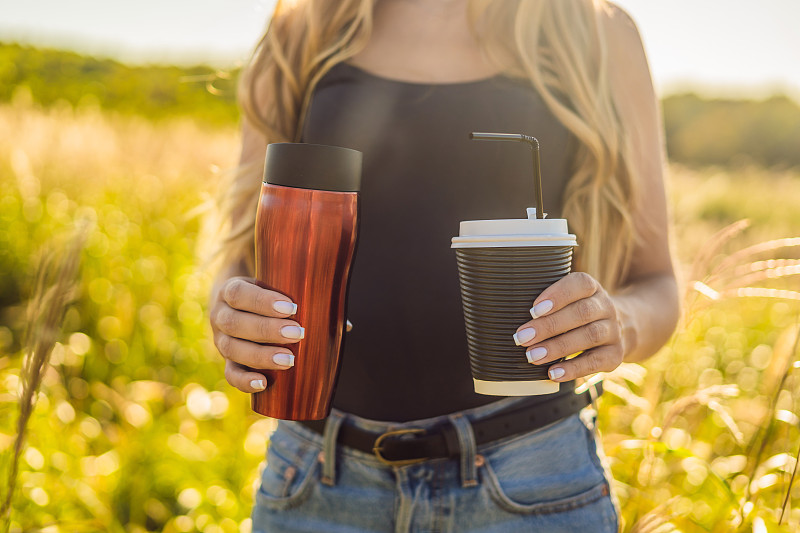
[372,428,428,466]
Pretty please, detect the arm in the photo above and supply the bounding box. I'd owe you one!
[512,5,679,380]
[604,4,679,364]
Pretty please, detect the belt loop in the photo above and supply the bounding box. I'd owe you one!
[320,412,345,486]
[585,381,601,434]
[448,413,478,488]
[589,381,600,411]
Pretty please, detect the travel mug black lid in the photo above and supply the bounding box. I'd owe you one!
[263,143,362,192]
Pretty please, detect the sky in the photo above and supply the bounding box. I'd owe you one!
[2,0,799,98]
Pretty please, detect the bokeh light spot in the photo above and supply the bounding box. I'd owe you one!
[186,386,212,419]
[174,516,194,532]
[69,377,90,399]
[69,332,92,355]
[79,417,102,439]
[124,402,151,428]
[139,302,166,328]
[30,487,49,506]
[104,338,129,363]
[56,401,76,424]
[98,315,122,341]
[50,451,68,471]
[244,432,267,457]
[24,447,44,470]
[681,457,708,487]
[209,392,229,418]
[748,344,772,370]
[145,497,169,523]
[177,487,202,509]
[94,450,120,476]
[775,409,799,425]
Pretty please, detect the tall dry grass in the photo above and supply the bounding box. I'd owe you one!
[599,216,800,531]
[0,100,798,531]
[0,223,89,532]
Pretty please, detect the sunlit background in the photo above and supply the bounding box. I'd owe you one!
[1,1,799,532]
[2,0,799,97]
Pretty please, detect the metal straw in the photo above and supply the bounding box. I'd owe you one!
[470,132,544,220]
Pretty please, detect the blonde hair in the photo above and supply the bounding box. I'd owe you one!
[217,0,636,290]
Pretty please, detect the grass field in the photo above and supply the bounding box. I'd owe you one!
[1,99,799,532]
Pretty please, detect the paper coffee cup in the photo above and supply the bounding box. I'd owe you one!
[452,208,577,396]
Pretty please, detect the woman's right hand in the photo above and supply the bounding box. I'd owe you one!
[210,277,304,393]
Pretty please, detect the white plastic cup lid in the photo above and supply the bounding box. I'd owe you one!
[451,208,577,249]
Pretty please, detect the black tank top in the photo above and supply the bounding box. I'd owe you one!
[302,62,575,421]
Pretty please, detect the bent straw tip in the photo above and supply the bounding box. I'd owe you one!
[469,132,539,149]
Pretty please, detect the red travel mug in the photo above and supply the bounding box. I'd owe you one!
[252,143,362,420]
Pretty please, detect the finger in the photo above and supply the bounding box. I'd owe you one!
[214,331,296,369]
[528,272,599,319]
[514,295,607,347]
[222,278,297,317]
[213,306,305,344]
[526,319,619,365]
[546,345,623,382]
[224,359,270,393]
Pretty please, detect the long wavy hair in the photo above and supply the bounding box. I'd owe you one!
[217,0,637,291]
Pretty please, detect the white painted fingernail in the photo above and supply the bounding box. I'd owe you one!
[273,353,295,367]
[250,379,266,391]
[346,319,353,332]
[530,300,554,318]
[513,327,536,346]
[281,325,305,340]
[273,301,297,315]
[526,347,547,363]
[549,367,565,380]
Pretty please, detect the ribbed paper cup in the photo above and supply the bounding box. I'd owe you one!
[452,210,577,396]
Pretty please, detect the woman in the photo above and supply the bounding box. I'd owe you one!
[210,0,679,531]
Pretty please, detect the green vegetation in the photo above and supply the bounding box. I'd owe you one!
[3,42,800,169]
[0,102,253,533]
[0,44,799,532]
[664,94,800,168]
[0,43,238,125]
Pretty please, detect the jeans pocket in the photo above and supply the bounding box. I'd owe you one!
[483,461,610,515]
[480,415,612,515]
[255,427,320,511]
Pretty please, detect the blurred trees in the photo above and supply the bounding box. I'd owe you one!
[664,93,800,168]
[2,42,800,169]
[0,43,238,125]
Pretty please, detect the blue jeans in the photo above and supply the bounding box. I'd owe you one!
[251,397,619,532]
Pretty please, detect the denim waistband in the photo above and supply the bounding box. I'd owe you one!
[279,394,572,488]
[331,395,536,433]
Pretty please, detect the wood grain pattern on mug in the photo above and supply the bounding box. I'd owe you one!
[253,183,359,420]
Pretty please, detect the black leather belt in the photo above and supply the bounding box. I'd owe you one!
[298,383,601,466]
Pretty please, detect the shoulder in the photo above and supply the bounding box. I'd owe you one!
[598,3,642,42]
[597,3,649,74]
[596,2,655,110]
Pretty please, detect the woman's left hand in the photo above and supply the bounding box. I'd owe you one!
[512,272,624,382]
